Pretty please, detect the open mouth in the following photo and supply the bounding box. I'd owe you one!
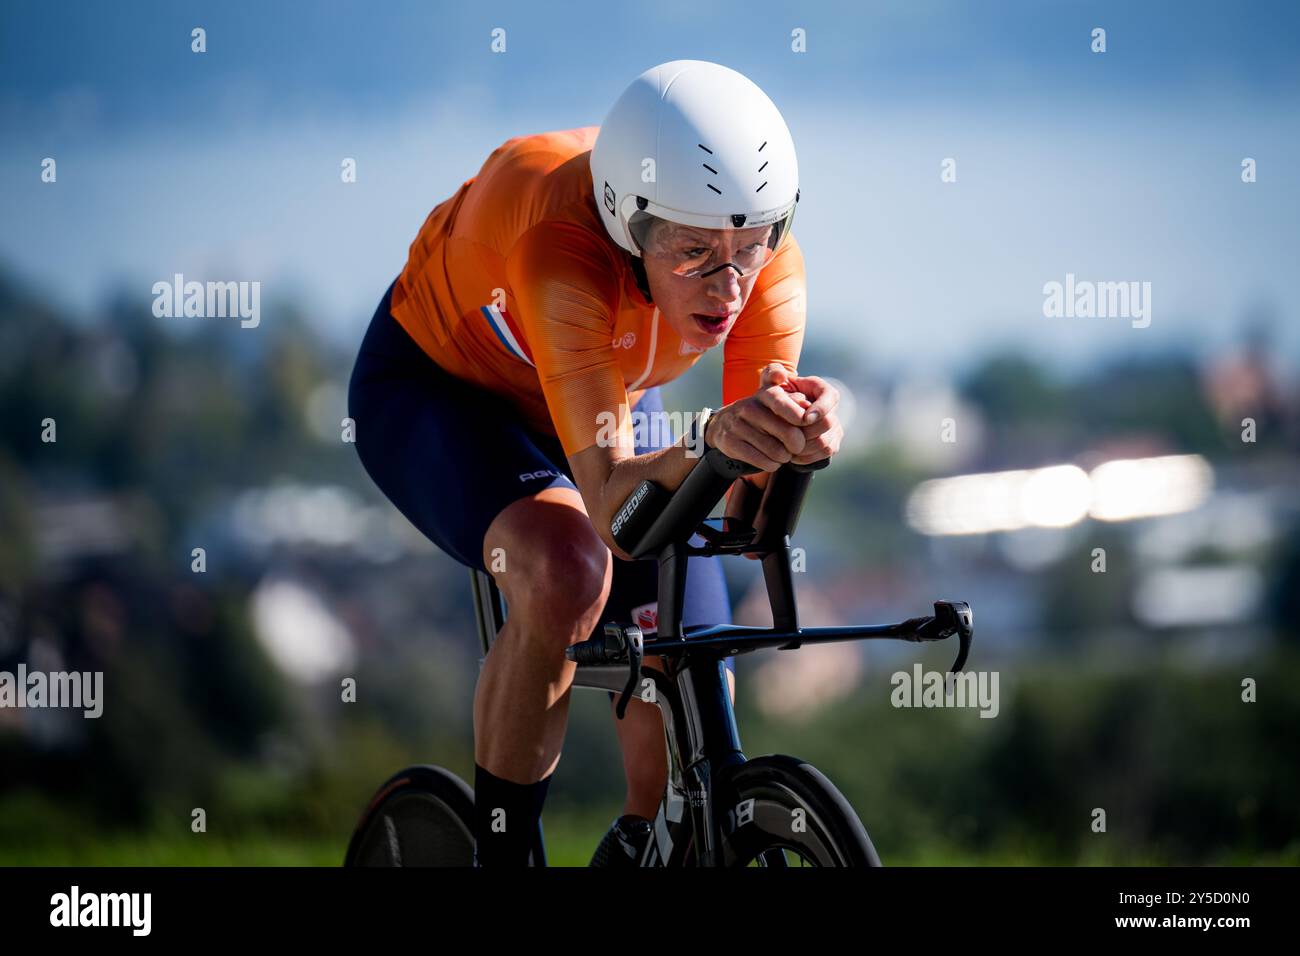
[691,313,731,334]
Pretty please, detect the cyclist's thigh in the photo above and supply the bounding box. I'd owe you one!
[348,282,580,574]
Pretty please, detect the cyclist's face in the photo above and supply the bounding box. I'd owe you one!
[641,223,765,348]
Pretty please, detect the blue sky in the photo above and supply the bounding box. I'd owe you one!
[3,0,1298,374]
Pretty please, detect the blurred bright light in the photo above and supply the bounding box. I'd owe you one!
[906,455,1214,536]
[1019,465,1092,528]
[250,576,357,684]
[906,465,1085,536]
[1089,455,1213,522]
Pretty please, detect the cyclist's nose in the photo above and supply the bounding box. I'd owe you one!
[702,266,742,303]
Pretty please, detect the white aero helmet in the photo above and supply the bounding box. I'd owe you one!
[590,60,799,279]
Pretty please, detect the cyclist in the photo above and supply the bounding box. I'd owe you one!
[348,59,842,866]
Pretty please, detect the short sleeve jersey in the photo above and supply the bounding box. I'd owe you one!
[390,126,808,457]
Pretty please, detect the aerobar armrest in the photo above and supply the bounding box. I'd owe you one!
[611,449,829,559]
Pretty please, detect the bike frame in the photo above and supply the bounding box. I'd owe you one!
[469,450,972,867]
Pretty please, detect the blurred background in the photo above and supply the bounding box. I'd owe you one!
[1,0,1298,864]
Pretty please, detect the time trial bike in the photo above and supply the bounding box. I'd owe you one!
[345,447,972,866]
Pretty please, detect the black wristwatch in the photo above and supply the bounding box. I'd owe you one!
[685,406,713,454]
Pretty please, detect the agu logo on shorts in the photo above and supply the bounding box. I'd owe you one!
[631,601,658,635]
[519,469,563,482]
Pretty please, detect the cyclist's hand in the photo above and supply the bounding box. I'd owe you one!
[704,363,808,471]
[783,373,842,466]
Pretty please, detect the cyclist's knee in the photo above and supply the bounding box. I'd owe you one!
[485,493,611,633]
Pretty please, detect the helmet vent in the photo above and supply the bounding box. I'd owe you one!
[706,184,722,195]
[697,143,714,154]
[758,141,767,152]
[702,163,717,174]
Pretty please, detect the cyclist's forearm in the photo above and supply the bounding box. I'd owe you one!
[597,442,702,557]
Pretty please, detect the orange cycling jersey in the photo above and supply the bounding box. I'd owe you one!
[391,126,807,457]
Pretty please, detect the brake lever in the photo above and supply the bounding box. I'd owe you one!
[566,622,645,718]
[902,601,974,674]
[935,601,973,673]
[611,623,644,720]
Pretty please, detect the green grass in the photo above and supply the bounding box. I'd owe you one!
[0,809,612,867]
[0,834,343,866]
[7,813,1295,866]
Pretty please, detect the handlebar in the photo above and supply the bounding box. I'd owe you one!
[611,447,827,559]
[593,446,973,718]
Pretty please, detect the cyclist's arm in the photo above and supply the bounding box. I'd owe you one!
[568,364,813,561]
[507,225,696,558]
[509,225,814,558]
[567,429,716,561]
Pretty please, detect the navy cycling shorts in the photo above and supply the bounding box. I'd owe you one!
[348,278,735,679]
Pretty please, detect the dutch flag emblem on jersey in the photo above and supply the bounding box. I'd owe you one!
[480,302,535,367]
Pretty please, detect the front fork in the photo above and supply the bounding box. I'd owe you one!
[660,653,746,867]
[576,622,747,866]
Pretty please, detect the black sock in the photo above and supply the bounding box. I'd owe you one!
[473,763,552,867]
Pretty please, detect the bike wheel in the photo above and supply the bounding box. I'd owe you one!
[719,754,882,867]
[344,765,475,867]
